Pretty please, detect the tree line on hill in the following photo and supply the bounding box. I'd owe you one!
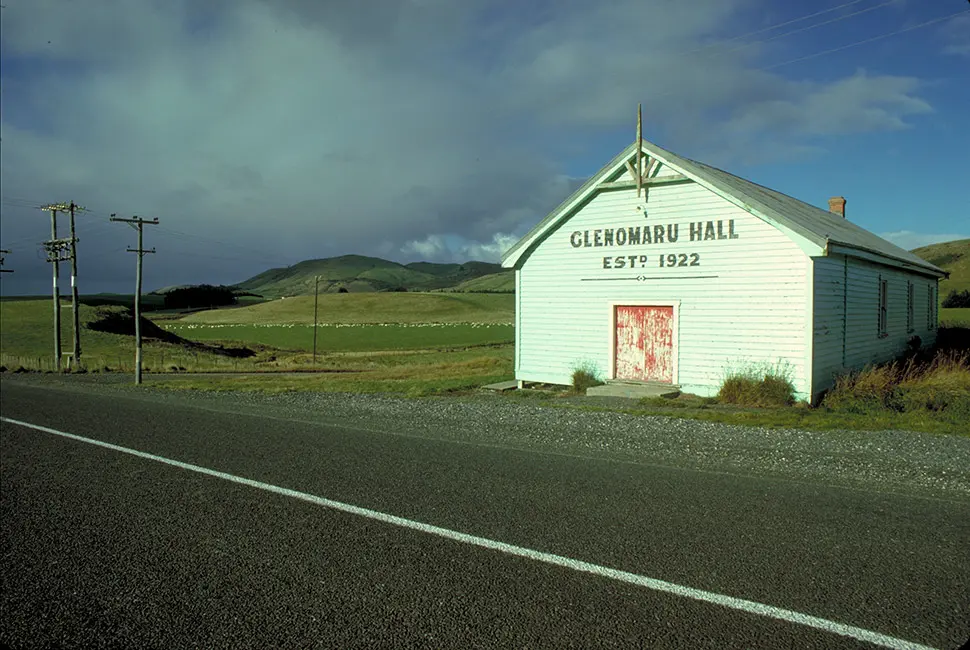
[162,285,258,310]
[942,289,970,308]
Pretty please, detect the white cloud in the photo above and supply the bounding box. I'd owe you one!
[401,235,448,260]
[401,232,519,263]
[461,233,521,263]
[879,231,970,251]
[940,14,970,57]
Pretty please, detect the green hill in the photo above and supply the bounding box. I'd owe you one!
[911,238,970,298]
[449,271,515,293]
[234,254,504,297]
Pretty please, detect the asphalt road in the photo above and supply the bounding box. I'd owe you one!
[1,380,968,649]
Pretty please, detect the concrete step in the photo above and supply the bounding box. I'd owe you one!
[586,382,680,399]
[482,380,520,392]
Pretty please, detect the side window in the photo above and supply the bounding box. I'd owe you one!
[927,285,936,330]
[907,281,914,333]
[878,278,888,337]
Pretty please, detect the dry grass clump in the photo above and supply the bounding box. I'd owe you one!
[823,349,970,420]
[571,361,604,394]
[718,362,795,407]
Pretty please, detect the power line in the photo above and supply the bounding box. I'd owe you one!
[153,225,292,266]
[4,195,292,268]
[719,0,898,56]
[686,0,875,53]
[643,7,970,106]
[761,8,970,71]
[0,232,49,248]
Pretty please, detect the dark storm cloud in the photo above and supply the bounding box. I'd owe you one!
[0,0,937,292]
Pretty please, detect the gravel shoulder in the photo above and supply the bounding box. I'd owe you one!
[2,373,968,500]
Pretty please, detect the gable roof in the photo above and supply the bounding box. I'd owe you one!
[502,140,946,277]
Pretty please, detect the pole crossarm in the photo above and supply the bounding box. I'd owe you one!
[110,216,158,225]
[40,202,86,212]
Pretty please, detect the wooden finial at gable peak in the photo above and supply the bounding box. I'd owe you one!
[636,103,643,197]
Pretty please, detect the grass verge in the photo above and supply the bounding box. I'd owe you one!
[144,346,514,397]
[552,400,967,436]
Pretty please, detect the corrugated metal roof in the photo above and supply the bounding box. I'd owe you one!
[503,140,945,276]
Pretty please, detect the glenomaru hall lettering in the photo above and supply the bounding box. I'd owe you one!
[569,220,739,248]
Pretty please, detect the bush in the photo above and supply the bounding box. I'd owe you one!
[718,366,795,407]
[936,324,970,353]
[942,289,970,309]
[571,363,603,393]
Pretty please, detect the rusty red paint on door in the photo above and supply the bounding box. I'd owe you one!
[614,306,674,382]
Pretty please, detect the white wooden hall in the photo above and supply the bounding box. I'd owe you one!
[500,138,946,403]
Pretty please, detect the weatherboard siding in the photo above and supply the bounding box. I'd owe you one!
[811,256,847,400]
[811,255,940,399]
[515,181,812,399]
[842,258,938,368]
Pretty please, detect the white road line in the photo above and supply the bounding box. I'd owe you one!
[0,415,937,650]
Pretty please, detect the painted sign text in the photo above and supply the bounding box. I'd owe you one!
[569,220,739,249]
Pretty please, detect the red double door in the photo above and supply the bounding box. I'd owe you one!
[614,305,674,383]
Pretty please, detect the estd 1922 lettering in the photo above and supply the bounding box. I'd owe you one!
[659,253,700,267]
[602,255,648,269]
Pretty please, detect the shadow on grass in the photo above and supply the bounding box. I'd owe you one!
[88,306,256,358]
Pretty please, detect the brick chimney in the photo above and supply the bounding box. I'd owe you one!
[828,196,846,218]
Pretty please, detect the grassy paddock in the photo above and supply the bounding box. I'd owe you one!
[161,323,513,352]
[0,298,515,385]
[177,292,514,325]
[0,300,262,372]
[941,307,969,325]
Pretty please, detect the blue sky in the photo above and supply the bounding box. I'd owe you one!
[1,0,968,294]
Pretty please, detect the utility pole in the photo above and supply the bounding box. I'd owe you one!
[111,214,158,385]
[312,275,320,364]
[40,204,72,369]
[0,250,13,302]
[67,201,84,367]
